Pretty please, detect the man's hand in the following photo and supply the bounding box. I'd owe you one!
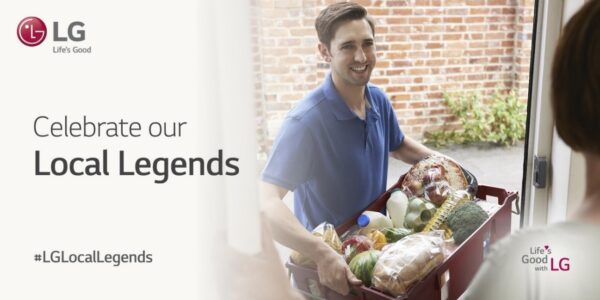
[313,245,362,295]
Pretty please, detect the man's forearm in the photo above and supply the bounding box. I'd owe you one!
[391,136,436,164]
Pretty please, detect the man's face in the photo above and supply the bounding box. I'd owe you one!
[322,19,376,87]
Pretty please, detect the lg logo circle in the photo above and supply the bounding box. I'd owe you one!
[17,17,47,47]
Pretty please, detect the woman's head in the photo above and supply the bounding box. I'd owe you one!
[552,0,600,155]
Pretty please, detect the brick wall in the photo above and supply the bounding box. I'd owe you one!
[252,0,535,155]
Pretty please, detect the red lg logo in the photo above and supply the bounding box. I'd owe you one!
[17,17,47,47]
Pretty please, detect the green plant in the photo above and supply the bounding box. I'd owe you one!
[424,89,526,147]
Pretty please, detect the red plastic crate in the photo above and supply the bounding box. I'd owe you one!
[286,179,518,300]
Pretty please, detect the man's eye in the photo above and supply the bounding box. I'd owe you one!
[342,45,354,50]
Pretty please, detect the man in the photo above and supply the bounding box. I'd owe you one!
[261,2,439,295]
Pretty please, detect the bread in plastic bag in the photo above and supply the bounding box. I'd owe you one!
[372,231,445,296]
[290,222,342,268]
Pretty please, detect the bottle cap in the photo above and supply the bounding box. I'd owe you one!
[357,214,370,227]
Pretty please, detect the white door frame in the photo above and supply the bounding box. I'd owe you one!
[522,0,586,227]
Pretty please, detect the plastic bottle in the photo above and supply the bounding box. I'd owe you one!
[357,211,393,231]
[386,188,409,228]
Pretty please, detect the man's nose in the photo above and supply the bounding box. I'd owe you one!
[354,48,367,63]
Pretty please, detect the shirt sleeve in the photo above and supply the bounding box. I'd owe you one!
[385,96,404,152]
[261,118,315,191]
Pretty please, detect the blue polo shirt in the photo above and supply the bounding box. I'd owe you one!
[262,74,404,230]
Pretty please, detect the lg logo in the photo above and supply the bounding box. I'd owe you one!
[17,16,85,47]
[17,17,47,46]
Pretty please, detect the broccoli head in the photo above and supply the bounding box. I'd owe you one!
[446,202,488,245]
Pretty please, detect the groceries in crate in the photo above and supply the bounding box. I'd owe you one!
[357,211,393,231]
[422,190,473,239]
[424,180,452,206]
[348,250,381,286]
[382,227,413,243]
[366,229,388,250]
[447,201,489,245]
[290,222,342,268]
[403,197,437,232]
[386,189,409,228]
[400,155,470,200]
[342,235,373,263]
[372,232,446,297]
[287,184,515,300]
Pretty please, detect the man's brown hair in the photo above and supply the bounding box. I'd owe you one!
[315,2,375,48]
[551,0,600,155]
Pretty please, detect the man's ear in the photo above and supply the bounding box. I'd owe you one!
[318,43,331,62]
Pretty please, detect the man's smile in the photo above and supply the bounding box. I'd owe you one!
[350,64,369,73]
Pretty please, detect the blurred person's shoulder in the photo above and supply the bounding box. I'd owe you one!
[462,221,600,300]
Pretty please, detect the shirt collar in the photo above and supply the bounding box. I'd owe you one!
[322,73,380,121]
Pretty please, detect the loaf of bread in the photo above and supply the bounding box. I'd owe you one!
[372,233,445,296]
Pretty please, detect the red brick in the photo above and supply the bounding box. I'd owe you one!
[392,60,412,67]
[443,17,463,23]
[391,43,411,51]
[409,17,430,24]
[488,0,508,5]
[468,25,487,31]
[424,25,444,32]
[388,51,408,59]
[386,86,407,93]
[426,42,443,49]
[354,0,372,5]
[392,9,412,15]
[468,74,486,80]
[291,48,316,55]
[426,59,445,66]
[387,17,408,24]
[386,34,408,42]
[446,25,467,32]
[447,42,467,49]
[392,102,408,109]
[376,60,390,68]
[264,48,289,56]
[485,48,503,55]
[409,68,430,75]
[444,0,466,5]
[410,0,428,5]
[408,51,430,58]
[410,34,429,41]
[447,8,468,15]
[443,33,462,40]
[387,0,410,6]
[290,28,314,36]
[470,8,489,14]
[447,58,466,64]
[391,94,411,101]
[407,118,428,125]
[465,16,485,23]
[485,65,502,72]
[277,38,301,46]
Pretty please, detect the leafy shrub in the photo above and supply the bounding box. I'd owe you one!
[424,89,526,147]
